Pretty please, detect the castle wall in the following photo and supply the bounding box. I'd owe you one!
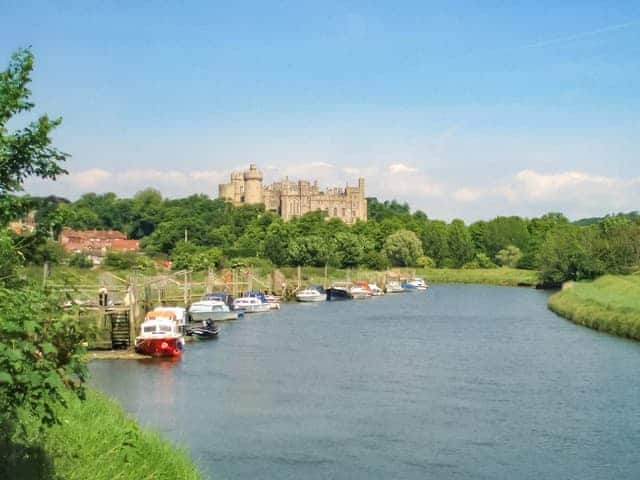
[218,166,367,223]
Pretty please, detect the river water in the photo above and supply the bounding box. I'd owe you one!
[90,284,640,479]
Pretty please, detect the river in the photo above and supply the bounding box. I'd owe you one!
[90,284,640,479]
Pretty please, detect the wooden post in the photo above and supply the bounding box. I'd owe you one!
[42,261,50,289]
[324,263,328,289]
[297,265,301,289]
[128,275,136,347]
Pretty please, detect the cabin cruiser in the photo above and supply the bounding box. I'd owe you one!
[201,292,234,307]
[368,284,384,296]
[247,291,281,310]
[189,300,239,321]
[385,280,406,293]
[326,283,353,301]
[351,282,372,299]
[403,277,429,291]
[296,286,326,302]
[135,310,185,358]
[233,296,272,313]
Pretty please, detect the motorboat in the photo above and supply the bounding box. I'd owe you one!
[135,310,185,358]
[385,280,406,293]
[403,277,429,291]
[368,284,384,296]
[351,282,372,299]
[189,300,239,321]
[296,286,326,302]
[150,306,187,330]
[233,296,272,313]
[185,319,220,339]
[247,291,281,310]
[202,292,234,307]
[326,283,353,301]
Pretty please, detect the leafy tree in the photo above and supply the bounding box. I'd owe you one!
[420,220,449,266]
[68,253,93,269]
[416,255,436,268]
[447,219,474,267]
[0,48,86,442]
[335,232,369,268]
[383,229,423,267]
[495,245,523,268]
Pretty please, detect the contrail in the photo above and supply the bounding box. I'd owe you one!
[519,19,640,50]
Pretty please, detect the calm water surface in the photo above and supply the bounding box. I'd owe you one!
[90,285,640,479]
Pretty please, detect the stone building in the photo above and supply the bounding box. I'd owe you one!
[218,164,367,224]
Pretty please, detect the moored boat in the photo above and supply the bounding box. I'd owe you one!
[402,277,429,291]
[186,319,220,339]
[247,291,281,310]
[296,286,326,302]
[368,283,384,296]
[189,300,239,322]
[385,280,406,293]
[233,296,272,313]
[135,310,185,358]
[351,282,372,299]
[326,283,353,301]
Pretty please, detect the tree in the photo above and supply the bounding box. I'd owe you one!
[447,219,474,267]
[0,48,86,441]
[495,245,523,268]
[0,49,69,225]
[383,229,423,267]
[421,220,449,266]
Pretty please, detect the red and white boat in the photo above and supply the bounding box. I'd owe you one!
[135,309,185,358]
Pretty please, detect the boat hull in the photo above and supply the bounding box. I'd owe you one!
[190,310,238,322]
[135,336,184,357]
[326,288,353,301]
[186,324,220,339]
[296,294,326,302]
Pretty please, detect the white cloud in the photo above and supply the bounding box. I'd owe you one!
[387,163,418,174]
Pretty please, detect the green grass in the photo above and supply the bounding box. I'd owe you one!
[3,388,203,480]
[418,267,539,286]
[548,274,640,340]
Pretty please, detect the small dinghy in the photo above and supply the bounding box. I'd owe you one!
[186,319,221,339]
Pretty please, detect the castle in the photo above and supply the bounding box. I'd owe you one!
[218,164,367,224]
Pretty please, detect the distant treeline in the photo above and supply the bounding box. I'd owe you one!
[21,191,640,286]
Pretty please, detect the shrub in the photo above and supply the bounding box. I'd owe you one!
[68,253,93,269]
[415,255,436,268]
[495,245,523,267]
[103,251,154,271]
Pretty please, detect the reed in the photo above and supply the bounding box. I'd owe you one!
[548,274,640,340]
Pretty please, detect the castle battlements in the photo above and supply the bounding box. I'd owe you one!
[218,165,367,224]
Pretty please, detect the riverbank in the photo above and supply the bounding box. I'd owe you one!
[548,274,640,340]
[3,388,202,480]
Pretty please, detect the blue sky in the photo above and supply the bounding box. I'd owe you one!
[2,1,640,221]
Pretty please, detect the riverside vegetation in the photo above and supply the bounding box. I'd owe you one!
[548,275,640,340]
[0,48,202,478]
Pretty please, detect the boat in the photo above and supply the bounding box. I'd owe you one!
[326,283,353,301]
[385,280,406,293]
[247,291,281,310]
[185,319,220,339]
[402,277,429,291]
[296,286,326,302]
[233,296,272,313]
[368,283,384,296]
[189,300,239,321]
[351,282,372,299]
[202,292,234,308]
[135,310,185,357]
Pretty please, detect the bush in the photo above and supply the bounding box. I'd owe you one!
[103,251,154,271]
[415,255,435,268]
[68,253,93,269]
[495,245,523,268]
[363,250,390,270]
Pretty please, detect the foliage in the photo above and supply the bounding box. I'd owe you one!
[495,245,523,268]
[415,255,435,268]
[0,48,68,225]
[2,388,202,480]
[447,219,474,268]
[68,253,93,269]
[548,275,640,341]
[170,241,223,271]
[463,253,497,269]
[383,229,423,267]
[0,287,87,440]
[103,250,154,271]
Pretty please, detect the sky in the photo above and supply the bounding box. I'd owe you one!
[2,1,640,222]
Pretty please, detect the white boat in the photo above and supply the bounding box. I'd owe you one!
[385,280,406,293]
[149,306,187,328]
[368,284,384,296]
[233,296,272,313]
[264,294,282,309]
[403,277,429,291]
[350,285,372,299]
[135,311,185,358]
[296,287,326,302]
[189,300,239,321]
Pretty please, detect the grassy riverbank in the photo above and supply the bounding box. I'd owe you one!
[3,388,202,480]
[548,275,640,340]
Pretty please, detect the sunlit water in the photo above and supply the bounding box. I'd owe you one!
[90,284,640,479]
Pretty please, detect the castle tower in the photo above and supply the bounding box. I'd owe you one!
[243,164,263,204]
[231,172,244,204]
